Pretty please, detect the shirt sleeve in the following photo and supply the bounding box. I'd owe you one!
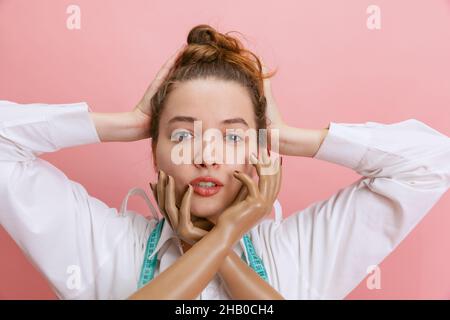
[0,100,148,299]
[256,118,450,299]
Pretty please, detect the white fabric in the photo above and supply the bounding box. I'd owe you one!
[0,100,449,300]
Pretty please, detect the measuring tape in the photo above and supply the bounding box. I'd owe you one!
[137,218,165,288]
[241,234,269,282]
[138,218,269,289]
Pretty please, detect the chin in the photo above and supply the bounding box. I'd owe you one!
[190,199,224,219]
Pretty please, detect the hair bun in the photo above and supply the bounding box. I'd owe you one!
[187,24,241,54]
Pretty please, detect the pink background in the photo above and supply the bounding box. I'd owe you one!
[1,0,450,299]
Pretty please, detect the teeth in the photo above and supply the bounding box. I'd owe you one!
[197,182,217,188]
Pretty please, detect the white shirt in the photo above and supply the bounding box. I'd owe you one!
[0,100,449,300]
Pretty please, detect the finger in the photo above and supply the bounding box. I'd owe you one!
[252,151,269,196]
[236,184,249,202]
[156,170,168,215]
[274,157,283,198]
[261,144,271,166]
[180,208,209,244]
[165,175,179,229]
[154,45,185,82]
[185,227,208,244]
[272,156,282,198]
[261,61,268,73]
[265,156,282,202]
[146,45,186,98]
[232,183,249,205]
[233,171,258,198]
[149,182,157,201]
[250,152,261,176]
[150,181,162,215]
[193,217,215,230]
[263,70,273,97]
[260,60,274,97]
[151,180,173,227]
[179,184,194,228]
[178,184,207,243]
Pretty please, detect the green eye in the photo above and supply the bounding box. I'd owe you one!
[171,131,193,142]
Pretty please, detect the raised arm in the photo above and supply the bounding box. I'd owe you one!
[261,65,329,158]
[0,100,150,299]
[259,66,450,299]
[257,117,450,299]
[90,45,185,143]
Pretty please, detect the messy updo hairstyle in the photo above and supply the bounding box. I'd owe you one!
[150,24,276,154]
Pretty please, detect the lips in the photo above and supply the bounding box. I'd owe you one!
[189,176,224,197]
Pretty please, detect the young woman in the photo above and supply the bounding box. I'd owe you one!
[0,25,449,300]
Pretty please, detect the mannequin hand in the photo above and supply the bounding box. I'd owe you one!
[149,150,282,247]
[149,171,250,246]
[150,170,207,246]
[150,171,253,243]
[216,148,282,244]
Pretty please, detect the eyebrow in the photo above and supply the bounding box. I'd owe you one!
[168,116,249,127]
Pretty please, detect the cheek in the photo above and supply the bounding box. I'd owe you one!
[225,149,255,176]
[153,138,256,212]
[154,139,179,173]
[224,163,255,197]
[154,142,186,200]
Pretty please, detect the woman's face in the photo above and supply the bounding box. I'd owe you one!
[154,78,258,222]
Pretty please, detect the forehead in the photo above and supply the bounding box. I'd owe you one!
[161,78,256,128]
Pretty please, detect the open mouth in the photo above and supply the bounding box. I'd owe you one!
[190,177,224,197]
[192,183,223,197]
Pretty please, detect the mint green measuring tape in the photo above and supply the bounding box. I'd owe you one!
[138,218,269,289]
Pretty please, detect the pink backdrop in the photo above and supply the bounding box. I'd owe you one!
[1,0,449,299]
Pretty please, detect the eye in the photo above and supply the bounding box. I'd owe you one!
[171,130,193,142]
[225,133,243,143]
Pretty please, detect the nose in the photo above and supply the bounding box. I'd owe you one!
[194,161,219,169]
[193,137,223,169]
[193,149,221,169]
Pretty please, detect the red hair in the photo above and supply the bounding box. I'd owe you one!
[150,24,276,153]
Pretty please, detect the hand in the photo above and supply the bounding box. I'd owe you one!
[216,148,282,244]
[149,171,251,245]
[132,45,185,136]
[262,65,285,131]
[149,170,208,246]
[262,63,289,154]
[262,62,329,157]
